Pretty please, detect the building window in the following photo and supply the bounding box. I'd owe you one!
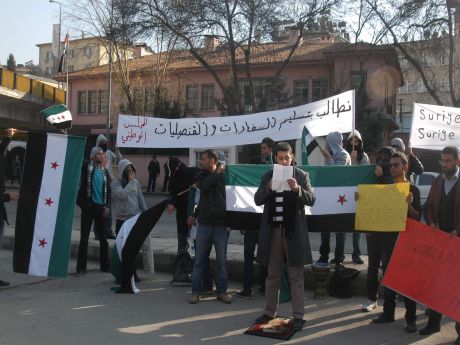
[239,78,272,112]
[201,84,215,111]
[87,90,97,113]
[68,65,74,72]
[399,56,409,69]
[312,79,328,101]
[77,91,87,114]
[68,49,75,58]
[45,67,53,75]
[98,90,108,113]
[186,85,199,112]
[417,79,426,92]
[440,54,449,65]
[293,80,308,106]
[134,87,144,114]
[350,72,367,92]
[145,88,155,114]
[83,46,92,57]
[46,51,53,60]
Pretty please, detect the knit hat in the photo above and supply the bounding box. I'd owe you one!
[390,138,405,151]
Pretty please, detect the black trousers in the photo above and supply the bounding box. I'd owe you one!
[147,173,157,192]
[175,202,189,254]
[426,310,460,336]
[77,207,109,272]
[243,231,266,291]
[319,232,346,261]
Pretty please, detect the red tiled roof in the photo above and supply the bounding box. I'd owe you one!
[65,40,396,79]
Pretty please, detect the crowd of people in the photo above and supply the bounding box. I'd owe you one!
[0,127,459,344]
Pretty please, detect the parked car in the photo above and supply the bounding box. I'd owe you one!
[414,171,439,206]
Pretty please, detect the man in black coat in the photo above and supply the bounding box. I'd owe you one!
[0,129,20,287]
[147,155,160,193]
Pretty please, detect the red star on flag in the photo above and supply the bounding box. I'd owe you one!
[45,197,54,207]
[337,194,347,206]
[51,161,59,169]
[39,238,47,248]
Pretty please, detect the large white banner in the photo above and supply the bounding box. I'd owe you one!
[410,103,460,150]
[117,90,354,148]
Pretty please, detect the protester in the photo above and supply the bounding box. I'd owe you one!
[162,157,172,192]
[76,146,111,275]
[10,154,21,185]
[147,155,160,193]
[362,146,395,312]
[111,159,147,282]
[0,129,20,287]
[167,157,202,286]
[189,150,231,304]
[317,131,351,265]
[390,137,424,179]
[419,146,460,343]
[95,134,121,240]
[369,152,421,333]
[249,137,274,164]
[345,130,370,265]
[237,139,273,299]
[254,142,315,331]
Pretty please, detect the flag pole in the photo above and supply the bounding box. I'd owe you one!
[65,33,69,108]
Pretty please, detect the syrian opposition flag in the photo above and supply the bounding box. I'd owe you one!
[58,33,69,74]
[111,198,169,293]
[301,126,319,165]
[225,164,377,232]
[13,132,85,277]
[40,104,72,130]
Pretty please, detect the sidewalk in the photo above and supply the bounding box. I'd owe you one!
[2,190,370,296]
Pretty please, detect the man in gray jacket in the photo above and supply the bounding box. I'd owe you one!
[317,131,351,264]
[254,142,315,331]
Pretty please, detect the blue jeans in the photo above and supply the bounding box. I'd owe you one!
[192,224,228,295]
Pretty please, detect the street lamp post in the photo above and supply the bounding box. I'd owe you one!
[49,0,62,77]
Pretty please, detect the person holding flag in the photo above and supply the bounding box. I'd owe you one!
[0,128,19,287]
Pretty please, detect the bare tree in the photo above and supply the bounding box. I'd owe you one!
[130,0,338,115]
[363,0,460,107]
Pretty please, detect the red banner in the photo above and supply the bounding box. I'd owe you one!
[382,218,460,323]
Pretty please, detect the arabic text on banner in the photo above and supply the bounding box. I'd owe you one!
[117,90,354,148]
[410,103,460,150]
[382,219,460,323]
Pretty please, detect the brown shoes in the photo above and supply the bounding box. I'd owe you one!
[217,293,232,304]
[189,294,199,304]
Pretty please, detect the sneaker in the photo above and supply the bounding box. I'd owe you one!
[316,257,329,264]
[362,300,377,312]
[419,325,440,335]
[236,289,253,299]
[405,322,417,333]
[352,256,364,265]
[189,294,199,304]
[217,293,232,304]
[0,279,10,287]
[293,318,305,331]
[330,257,344,265]
[372,313,395,323]
[255,314,273,324]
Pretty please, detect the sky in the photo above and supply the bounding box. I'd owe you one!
[0,0,62,65]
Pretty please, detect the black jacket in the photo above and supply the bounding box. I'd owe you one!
[0,137,11,223]
[195,170,226,226]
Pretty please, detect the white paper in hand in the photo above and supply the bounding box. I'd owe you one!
[272,164,294,192]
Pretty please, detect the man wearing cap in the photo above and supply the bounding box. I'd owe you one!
[390,137,424,179]
[76,146,111,275]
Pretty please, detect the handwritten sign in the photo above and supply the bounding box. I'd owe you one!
[410,103,460,150]
[116,90,354,148]
[355,183,409,232]
[382,219,460,323]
